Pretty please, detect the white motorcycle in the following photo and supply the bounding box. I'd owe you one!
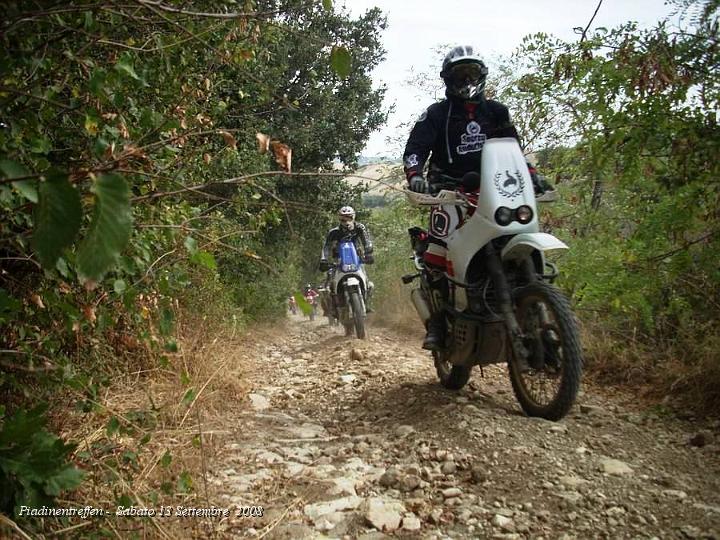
[404,137,582,420]
[329,239,372,339]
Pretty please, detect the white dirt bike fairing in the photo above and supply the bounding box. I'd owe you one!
[406,138,568,310]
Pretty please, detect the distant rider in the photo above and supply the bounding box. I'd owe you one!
[319,206,375,312]
[403,45,555,351]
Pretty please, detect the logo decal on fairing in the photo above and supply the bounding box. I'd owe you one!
[430,208,451,238]
[405,154,419,168]
[456,121,487,155]
[493,169,526,200]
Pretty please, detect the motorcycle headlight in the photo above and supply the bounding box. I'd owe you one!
[495,206,513,226]
[516,205,534,224]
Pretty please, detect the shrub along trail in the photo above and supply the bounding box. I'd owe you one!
[205,316,720,539]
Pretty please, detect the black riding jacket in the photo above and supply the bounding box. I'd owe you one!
[321,223,373,261]
[403,94,520,183]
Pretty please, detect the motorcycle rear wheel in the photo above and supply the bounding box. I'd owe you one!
[433,351,472,390]
[508,281,582,421]
[349,290,366,339]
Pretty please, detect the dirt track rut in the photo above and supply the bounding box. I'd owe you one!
[206,315,720,539]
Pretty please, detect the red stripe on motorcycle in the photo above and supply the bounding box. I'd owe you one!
[423,252,447,270]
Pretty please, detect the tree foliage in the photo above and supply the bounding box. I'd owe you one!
[505,0,719,405]
[0,0,387,517]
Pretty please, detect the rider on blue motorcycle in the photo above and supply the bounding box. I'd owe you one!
[319,206,375,311]
[403,45,555,351]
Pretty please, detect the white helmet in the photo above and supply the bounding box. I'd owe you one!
[440,45,488,101]
[338,206,356,230]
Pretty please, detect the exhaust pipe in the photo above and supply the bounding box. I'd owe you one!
[411,288,431,324]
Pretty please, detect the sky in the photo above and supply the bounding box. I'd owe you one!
[342,0,676,157]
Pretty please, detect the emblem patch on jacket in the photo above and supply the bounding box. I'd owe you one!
[405,154,419,168]
[456,121,487,155]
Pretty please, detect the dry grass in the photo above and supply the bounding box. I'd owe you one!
[580,314,720,415]
[33,311,272,538]
[371,279,423,336]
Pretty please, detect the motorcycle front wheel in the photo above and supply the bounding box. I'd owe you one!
[508,281,582,421]
[348,290,366,339]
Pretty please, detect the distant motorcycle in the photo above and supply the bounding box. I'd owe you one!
[328,240,372,339]
[403,137,582,421]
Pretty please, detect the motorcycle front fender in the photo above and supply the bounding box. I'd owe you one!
[500,233,568,262]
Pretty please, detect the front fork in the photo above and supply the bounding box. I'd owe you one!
[484,244,530,367]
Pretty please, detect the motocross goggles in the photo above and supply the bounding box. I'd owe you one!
[447,62,487,99]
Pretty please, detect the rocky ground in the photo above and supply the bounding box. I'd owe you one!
[203,315,720,539]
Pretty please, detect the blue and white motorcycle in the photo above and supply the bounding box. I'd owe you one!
[328,240,372,339]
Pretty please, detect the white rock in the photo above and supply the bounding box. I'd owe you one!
[442,487,463,498]
[339,374,357,384]
[285,462,305,476]
[491,514,514,531]
[600,458,634,475]
[559,475,589,488]
[290,422,328,439]
[663,489,688,499]
[362,497,406,532]
[402,514,422,531]
[248,393,270,410]
[329,477,358,496]
[256,450,284,464]
[303,496,362,522]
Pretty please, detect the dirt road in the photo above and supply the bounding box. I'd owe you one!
[205,316,720,539]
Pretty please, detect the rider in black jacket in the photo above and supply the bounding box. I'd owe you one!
[403,45,552,351]
[319,206,374,266]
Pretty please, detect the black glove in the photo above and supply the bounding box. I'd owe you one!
[319,259,330,271]
[363,253,374,264]
[408,175,428,193]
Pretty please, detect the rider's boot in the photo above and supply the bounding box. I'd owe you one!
[422,311,445,351]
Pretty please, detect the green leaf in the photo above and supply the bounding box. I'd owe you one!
[322,0,332,10]
[159,451,172,468]
[330,46,352,78]
[190,250,216,271]
[76,173,133,282]
[184,236,198,255]
[106,416,120,436]
[159,306,174,336]
[182,388,196,406]
[12,180,38,203]
[55,257,70,278]
[164,340,178,353]
[113,279,127,294]
[176,471,193,493]
[114,54,141,81]
[44,466,85,496]
[32,172,82,270]
[294,292,313,316]
[0,159,29,180]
